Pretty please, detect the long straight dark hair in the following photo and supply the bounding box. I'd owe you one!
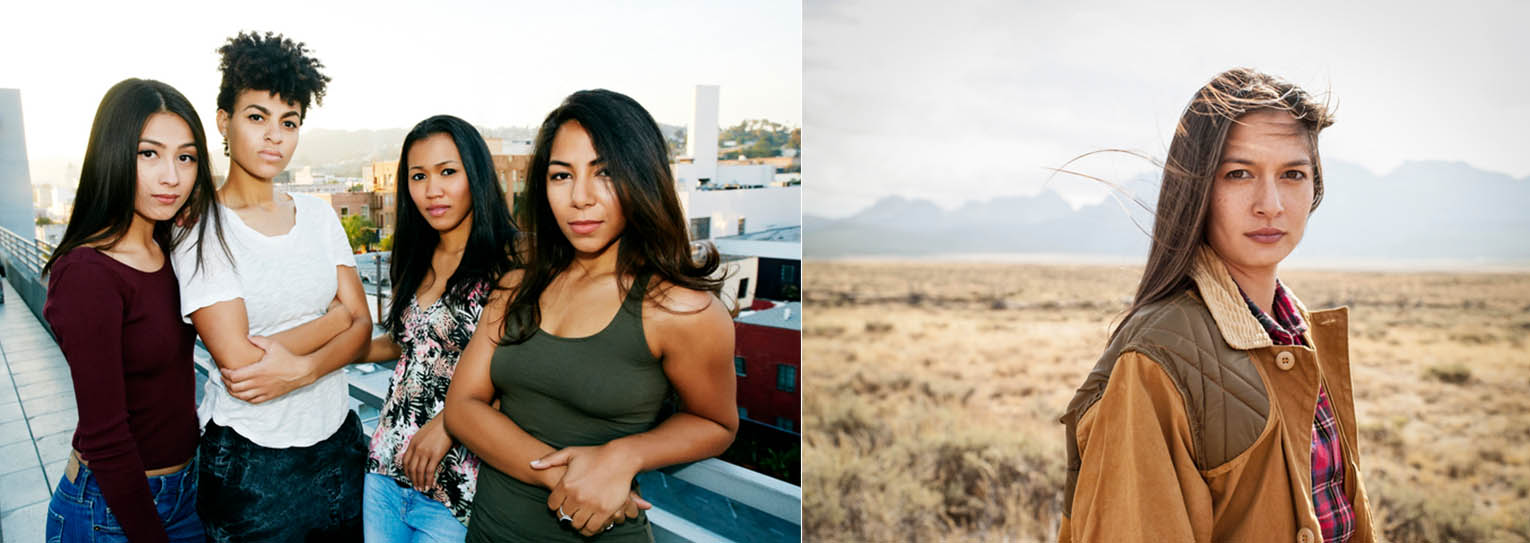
[43,78,225,276]
[1113,68,1333,338]
[500,89,722,345]
[384,115,519,337]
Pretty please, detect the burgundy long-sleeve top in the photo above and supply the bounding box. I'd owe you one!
[43,247,199,543]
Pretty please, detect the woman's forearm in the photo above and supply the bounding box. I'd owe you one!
[444,395,563,489]
[267,305,352,356]
[603,412,736,473]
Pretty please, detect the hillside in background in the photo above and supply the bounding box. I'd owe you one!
[806,160,1530,264]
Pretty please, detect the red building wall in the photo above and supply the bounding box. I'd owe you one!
[733,321,800,432]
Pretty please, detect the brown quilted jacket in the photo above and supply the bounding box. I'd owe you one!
[1057,247,1375,543]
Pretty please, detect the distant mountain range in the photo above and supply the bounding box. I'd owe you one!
[805,160,1530,263]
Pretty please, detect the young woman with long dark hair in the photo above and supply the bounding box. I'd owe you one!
[170,31,372,541]
[358,115,518,541]
[444,89,739,542]
[41,78,220,543]
[1058,68,1373,543]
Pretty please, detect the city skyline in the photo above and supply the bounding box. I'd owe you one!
[0,1,802,189]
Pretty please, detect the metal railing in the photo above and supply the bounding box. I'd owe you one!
[0,227,801,542]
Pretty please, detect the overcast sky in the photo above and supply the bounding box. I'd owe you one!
[805,0,1530,217]
[1,0,800,188]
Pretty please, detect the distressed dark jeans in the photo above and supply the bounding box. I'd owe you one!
[198,411,367,542]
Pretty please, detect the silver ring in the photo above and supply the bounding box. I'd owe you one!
[605,522,615,532]
[558,507,573,523]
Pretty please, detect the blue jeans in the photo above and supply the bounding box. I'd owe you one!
[364,472,468,543]
[44,454,203,543]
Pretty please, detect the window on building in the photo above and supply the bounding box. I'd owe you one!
[738,217,747,235]
[776,364,796,393]
[737,278,750,300]
[734,356,746,377]
[781,263,797,283]
[340,207,349,216]
[776,417,794,432]
[689,217,710,240]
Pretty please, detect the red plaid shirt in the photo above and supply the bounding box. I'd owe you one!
[1242,281,1355,543]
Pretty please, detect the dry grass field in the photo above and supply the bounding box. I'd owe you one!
[803,260,1530,542]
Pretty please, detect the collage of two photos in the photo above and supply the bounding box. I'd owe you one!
[1,1,1528,542]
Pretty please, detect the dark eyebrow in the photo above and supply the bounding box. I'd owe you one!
[279,110,301,120]
[178,142,198,149]
[1219,157,1312,168]
[242,104,270,115]
[139,138,165,147]
[408,160,460,171]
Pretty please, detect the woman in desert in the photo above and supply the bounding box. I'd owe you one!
[1058,68,1373,543]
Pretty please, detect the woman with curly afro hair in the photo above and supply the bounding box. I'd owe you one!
[170,31,372,541]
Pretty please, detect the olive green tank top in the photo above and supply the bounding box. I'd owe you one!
[468,273,667,542]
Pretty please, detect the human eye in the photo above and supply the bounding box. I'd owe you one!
[1223,169,1252,180]
[178,153,197,163]
[549,172,570,182]
[441,168,457,176]
[247,113,264,122]
[138,149,157,159]
[410,172,426,182]
[283,120,299,129]
[595,168,612,178]
[1281,170,1307,181]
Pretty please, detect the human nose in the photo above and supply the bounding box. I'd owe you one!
[569,174,595,208]
[160,157,183,187]
[1251,175,1284,218]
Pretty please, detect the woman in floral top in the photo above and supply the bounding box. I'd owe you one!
[360,115,519,541]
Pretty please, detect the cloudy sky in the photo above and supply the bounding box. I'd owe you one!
[0,0,800,187]
[805,0,1530,217]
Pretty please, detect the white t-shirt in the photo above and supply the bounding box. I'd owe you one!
[171,193,357,448]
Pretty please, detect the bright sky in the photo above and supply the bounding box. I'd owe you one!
[805,0,1530,217]
[0,0,801,188]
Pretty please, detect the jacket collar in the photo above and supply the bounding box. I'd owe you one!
[1188,245,1312,351]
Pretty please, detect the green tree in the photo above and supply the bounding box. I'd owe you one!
[35,216,54,226]
[342,214,377,253]
[379,233,394,251]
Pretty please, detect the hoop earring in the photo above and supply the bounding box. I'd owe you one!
[223,138,229,157]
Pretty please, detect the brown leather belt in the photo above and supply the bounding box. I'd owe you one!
[65,450,191,484]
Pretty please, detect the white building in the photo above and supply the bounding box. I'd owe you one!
[685,85,720,185]
[715,255,759,312]
[679,185,800,240]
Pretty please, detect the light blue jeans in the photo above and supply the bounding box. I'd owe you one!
[45,454,203,542]
[363,472,468,543]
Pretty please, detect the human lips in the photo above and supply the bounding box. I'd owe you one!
[151,193,180,205]
[257,149,283,161]
[426,205,450,217]
[568,220,603,235]
[1245,227,1286,244]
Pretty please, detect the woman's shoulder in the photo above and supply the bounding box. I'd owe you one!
[1118,289,1216,341]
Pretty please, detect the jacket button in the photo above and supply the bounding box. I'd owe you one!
[1276,351,1296,371]
[1297,527,1315,543]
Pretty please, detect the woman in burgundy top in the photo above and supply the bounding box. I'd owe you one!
[41,78,226,543]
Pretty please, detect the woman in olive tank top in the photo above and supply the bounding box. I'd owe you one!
[444,89,739,542]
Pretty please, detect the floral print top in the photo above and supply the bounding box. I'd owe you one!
[367,278,491,526]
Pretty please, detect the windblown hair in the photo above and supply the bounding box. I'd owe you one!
[215,31,330,118]
[384,115,520,338]
[44,78,226,276]
[1115,67,1334,338]
[500,89,723,345]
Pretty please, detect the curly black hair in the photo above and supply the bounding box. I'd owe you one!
[215,31,330,119]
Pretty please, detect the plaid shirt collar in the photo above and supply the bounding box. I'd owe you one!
[1238,280,1308,347]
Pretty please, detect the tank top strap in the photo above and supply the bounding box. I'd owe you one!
[623,271,654,311]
